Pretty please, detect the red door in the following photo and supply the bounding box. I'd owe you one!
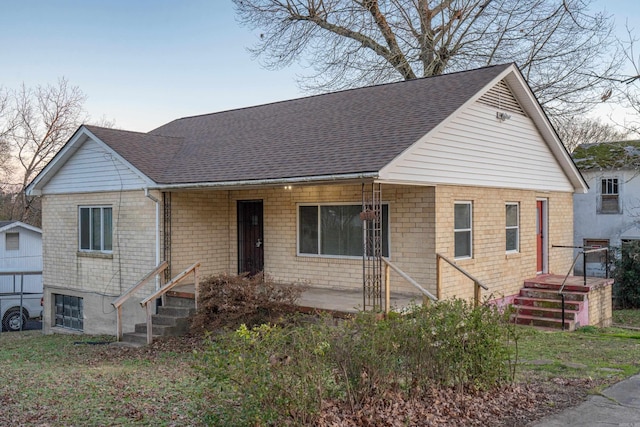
[536,201,544,273]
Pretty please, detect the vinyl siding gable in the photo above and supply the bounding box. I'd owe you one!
[42,137,150,194]
[380,96,574,192]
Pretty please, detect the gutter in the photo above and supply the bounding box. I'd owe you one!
[144,188,161,291]
[145,172,380,191]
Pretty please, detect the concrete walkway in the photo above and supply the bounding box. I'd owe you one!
[531,374,640,426]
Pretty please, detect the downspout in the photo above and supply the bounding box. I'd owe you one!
[145,188,161,291]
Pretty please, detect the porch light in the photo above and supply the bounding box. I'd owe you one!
[284,185,292,190]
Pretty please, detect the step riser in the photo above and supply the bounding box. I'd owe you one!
[164,295,195,308]
[523,282,590,293]
[513,298,582,311]
[519,289,586,301]
[513,316,575,331]
[514,308,577,320]
[135,319,189,336]
[121,333,150,346]
[157,306,195,317]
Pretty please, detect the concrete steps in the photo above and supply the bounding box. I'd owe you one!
[121,294,196,346]
[512,277,588,331]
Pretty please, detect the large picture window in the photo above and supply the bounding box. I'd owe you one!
[79,206,112,252]
[506,203,519,252]
[454,202,472,259]
[298,204,389,257]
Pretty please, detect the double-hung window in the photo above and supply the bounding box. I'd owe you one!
[79,206,112,252]
[298,203,389,257]
[505,203,519,253]
[454,202,472,259]
[600,178,620,214]
[5,232,19,251]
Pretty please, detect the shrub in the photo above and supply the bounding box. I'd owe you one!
[190,273,303,333]
[194,298,514,425]
[612,241,640,309]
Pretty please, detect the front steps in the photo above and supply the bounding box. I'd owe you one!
[121,294,196,346]
[512,277,589,331]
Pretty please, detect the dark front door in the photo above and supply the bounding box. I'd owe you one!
[238,200,264,275]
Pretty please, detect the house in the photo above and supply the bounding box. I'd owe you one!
[0,220,43,294]
[572,140,640,276]
[26,63,604,336]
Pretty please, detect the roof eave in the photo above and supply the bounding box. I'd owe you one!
[146,172,380,191]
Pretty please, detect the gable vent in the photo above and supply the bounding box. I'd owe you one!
[477,80,526,116]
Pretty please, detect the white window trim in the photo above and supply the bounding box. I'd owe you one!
[78,205,113,253]
[297,202,390,259]
[454,201,473,260]
[5,232,19,251]
[505,202,520,254]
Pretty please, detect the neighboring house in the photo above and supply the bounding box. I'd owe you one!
[573,140,640,276]
[0,220,43,293]
[27,63,589,336]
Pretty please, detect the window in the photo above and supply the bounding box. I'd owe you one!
[600,178,620,214]
[583,239,609,278]
[79,206,112,252]
[5,232,19,250]
[506,203,519,252]
[454,202,472,258]
[298,204,389,257]
[54,294,83,330]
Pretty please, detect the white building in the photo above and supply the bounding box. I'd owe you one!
[0,221,43,293]
[573,141,640,276]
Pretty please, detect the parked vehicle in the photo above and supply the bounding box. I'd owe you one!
[1,292,42,331]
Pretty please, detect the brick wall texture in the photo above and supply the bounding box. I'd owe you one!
[41,183,575,335]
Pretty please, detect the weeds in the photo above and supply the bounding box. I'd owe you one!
[195,299,514,426]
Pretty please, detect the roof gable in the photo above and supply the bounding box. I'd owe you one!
[0,221,42,235]
[26,63,586,194]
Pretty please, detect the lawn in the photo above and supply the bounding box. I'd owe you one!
[1,310,639,426]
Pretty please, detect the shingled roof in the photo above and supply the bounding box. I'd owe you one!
[572,140,640,170]
[85,64,513,185]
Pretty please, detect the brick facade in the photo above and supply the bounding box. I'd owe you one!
[41,183,575,336]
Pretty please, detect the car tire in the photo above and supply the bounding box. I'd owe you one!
[2,309,28,332]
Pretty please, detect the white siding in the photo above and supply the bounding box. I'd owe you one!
[42,138,149,194]
[380,101,574,192]
[0,227,42,293]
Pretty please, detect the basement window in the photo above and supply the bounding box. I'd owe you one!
[298,203,389,258]
[54,294,83,331]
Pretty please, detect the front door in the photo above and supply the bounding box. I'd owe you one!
[536,200,546,273]
[238,200,264,275]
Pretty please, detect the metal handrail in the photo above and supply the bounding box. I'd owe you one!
[436,253,489,307]
[139,262,200,345]
[111,261,168,341]
[381,258,437,313]
[556,246,609,330]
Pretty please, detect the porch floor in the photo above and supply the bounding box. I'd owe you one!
[525,274,614,291]
[167,284,424,314]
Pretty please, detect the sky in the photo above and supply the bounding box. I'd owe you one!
[1,0,639,133]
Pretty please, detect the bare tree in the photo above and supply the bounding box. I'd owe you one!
[234,0,620,118]
[612,25,640,135]
[555,116,630,152]
[0,78,88,224]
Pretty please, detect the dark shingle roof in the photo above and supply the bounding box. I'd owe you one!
[0,220,16,228]
[91,64,512,185]
[572,140,640,170]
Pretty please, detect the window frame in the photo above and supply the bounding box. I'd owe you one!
[454,201,473,259]
[599,177,620,214]
[78,206,113,253]
[54,294,84,331]
[505,202,520,253]
[297,202,390,259]
[5,232,19,251]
